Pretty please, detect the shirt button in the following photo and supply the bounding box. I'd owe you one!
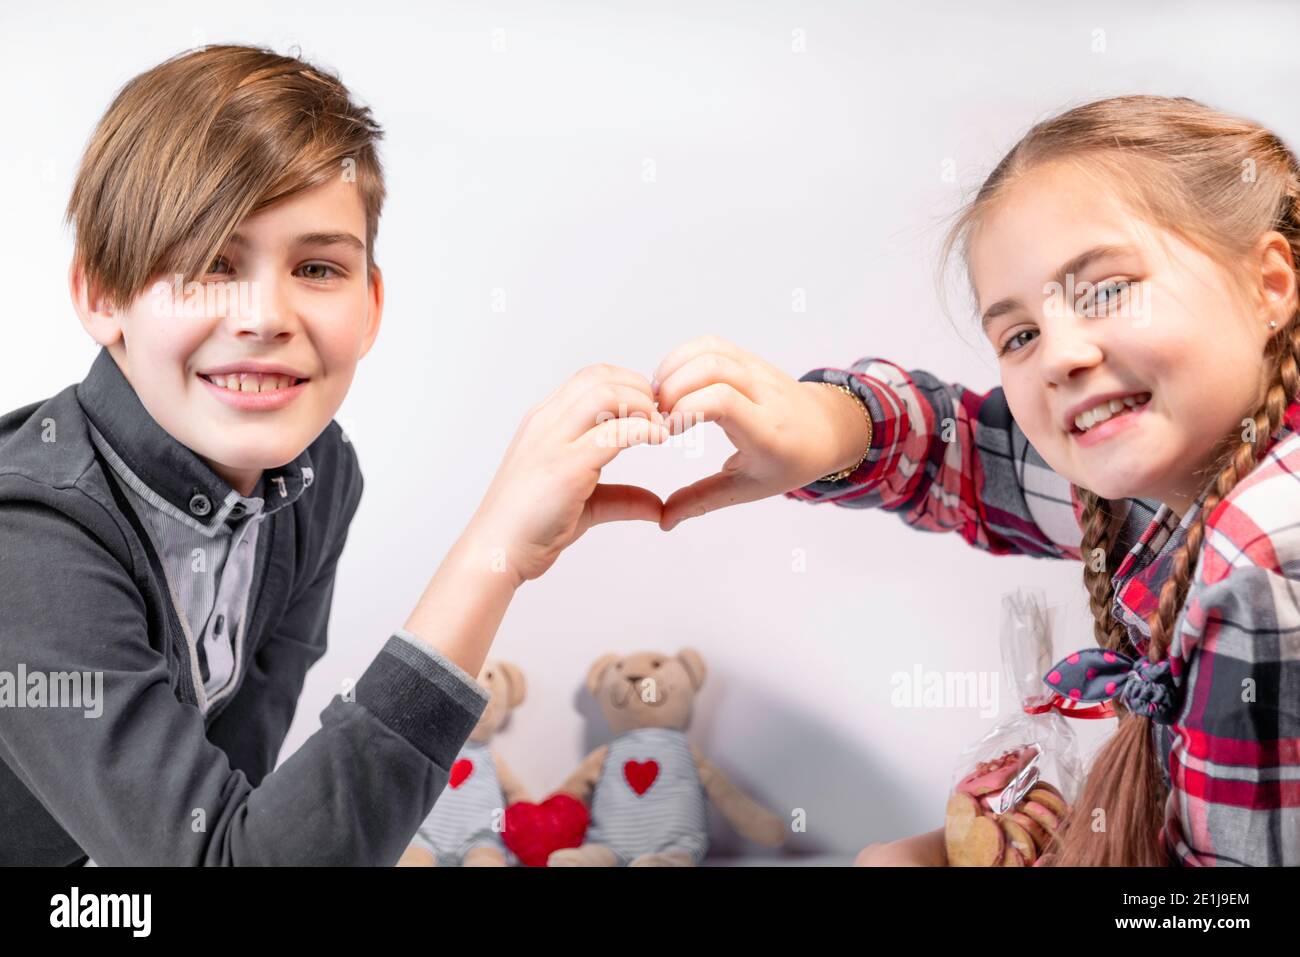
[189,493,212,517]
[230,503,245,518]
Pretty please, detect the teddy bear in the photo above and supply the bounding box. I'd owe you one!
[397,658,530,866]
[546,648,787,866]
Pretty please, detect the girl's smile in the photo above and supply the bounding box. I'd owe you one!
[1066,391,1152,447]
[968,161,1277,516]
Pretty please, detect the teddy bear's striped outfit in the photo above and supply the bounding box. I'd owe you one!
[412,740,511,865]
[585,727,710,864]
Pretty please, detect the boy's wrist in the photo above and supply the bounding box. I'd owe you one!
[455,519,526,592]
[400,527,521,679]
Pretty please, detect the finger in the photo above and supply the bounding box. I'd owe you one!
[664,381,766,448]
[542,363,656,420]
[575,412,672,470]
[660,452,762,531]
[584,483,664,527]
[558,383,666,443]
[655,351,762,418]
[652,335,747,396]
[652,335,787,398]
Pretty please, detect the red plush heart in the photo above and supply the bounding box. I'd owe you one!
[449,758,473,789]
[623,760,659,796]
[503,794,591,867]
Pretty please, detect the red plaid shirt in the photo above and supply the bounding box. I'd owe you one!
[786,356,1300,866]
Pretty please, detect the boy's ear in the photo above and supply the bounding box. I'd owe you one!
[68,260,123,348]
[357,263,385,360]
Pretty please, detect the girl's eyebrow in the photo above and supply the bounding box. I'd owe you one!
[224,230,366,253]
[980,243,1139,332]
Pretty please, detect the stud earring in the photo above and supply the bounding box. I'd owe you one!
[1269,320,1278,329]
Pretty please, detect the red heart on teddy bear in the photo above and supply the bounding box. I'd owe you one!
[503,793,590,867]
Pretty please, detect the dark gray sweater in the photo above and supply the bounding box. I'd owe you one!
[0,347,488,865]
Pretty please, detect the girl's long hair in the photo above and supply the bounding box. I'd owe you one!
[940,96,1300,865]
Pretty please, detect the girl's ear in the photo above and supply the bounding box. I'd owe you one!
[1255,230,1298,334]
[68,259,123,347]
[358,263,384,360]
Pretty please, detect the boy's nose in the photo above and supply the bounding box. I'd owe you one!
[230,278,296,340]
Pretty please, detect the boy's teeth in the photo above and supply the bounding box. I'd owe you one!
[1074,393,1150,432]
[205,373,296,393]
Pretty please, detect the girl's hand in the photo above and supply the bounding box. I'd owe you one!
[652,335,872,531]
[465,364,671,587]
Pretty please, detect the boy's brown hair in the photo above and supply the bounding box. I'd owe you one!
[66,44,386,311]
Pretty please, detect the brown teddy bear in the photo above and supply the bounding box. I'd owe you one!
[547,649,787,866]
[397,659,530,866]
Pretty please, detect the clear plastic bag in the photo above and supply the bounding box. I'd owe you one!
[944,587,1084,865]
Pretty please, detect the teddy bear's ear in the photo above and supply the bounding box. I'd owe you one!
[677,648,707,691]
[498,661,526,709]
[585,653,620,698]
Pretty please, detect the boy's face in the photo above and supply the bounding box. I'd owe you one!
[73,178,383,496]
[969,162,1283,517]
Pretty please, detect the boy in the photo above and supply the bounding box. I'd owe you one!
[0,44,669,865]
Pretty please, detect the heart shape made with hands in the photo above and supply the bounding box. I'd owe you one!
[502,793,591,867]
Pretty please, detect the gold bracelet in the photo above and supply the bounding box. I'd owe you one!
[817,381,873,482]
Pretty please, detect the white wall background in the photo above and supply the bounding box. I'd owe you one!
[4,0,1298,860]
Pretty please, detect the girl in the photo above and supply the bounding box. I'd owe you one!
[651,95,1300,866]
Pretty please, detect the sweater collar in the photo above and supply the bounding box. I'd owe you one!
[75,346,314,530]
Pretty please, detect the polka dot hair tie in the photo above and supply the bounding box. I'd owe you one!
[1042,647,1181,725]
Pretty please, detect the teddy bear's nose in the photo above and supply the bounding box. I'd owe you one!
[625,674,645,684]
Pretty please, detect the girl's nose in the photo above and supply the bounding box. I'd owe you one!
[1038,316,1105,386]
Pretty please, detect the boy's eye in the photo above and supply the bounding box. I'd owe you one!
[297,262,340,282]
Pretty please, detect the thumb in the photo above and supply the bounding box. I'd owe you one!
[660,455,755,531]
[585,483,664,527]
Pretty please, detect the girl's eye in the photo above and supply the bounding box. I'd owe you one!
[998,328,1037,357]
[297,262,341,282]
[205,256,233,277]
[1089,280,1130,312]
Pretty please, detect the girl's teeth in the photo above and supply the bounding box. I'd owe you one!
[1075,393,1150,432]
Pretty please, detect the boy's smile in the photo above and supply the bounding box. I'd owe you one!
[968,161,1283,517]
[195,366,311,412]
[72,177,384,497]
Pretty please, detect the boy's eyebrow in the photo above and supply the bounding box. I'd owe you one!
[225,231,367,253]
[979,243,1138,333]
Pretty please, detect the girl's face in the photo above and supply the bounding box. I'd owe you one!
[74,178,383,496]
[969,162,1282,516]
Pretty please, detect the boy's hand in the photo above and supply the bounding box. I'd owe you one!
[464,364,671,587]
[652,335,872,531]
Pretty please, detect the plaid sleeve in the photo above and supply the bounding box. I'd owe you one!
[1162,463,1300,866]
[783,357,1086,559]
